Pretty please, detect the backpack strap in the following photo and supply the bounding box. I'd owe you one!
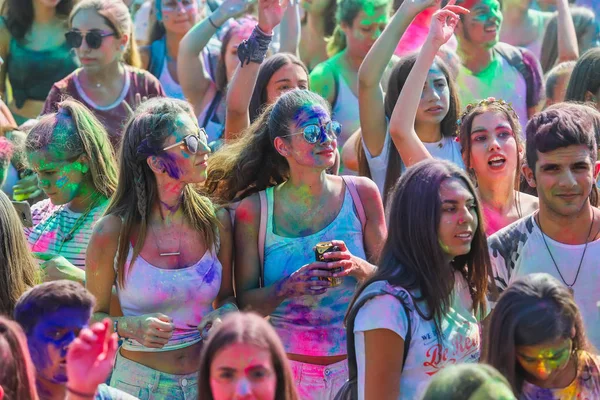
[341,176,367,232]
[258,191,267,287]
[494,43,543,110]
[147,37,167,79]
[344,285,413,398]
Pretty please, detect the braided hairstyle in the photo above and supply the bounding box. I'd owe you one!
[106,97,219,287]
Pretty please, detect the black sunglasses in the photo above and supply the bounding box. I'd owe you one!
[163,129,208,154]
[65,30,116,50]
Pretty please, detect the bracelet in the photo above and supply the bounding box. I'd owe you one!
[66,387,96,399]
[208,16,219,29]
[113,318,121,339]
[237,25,273,66]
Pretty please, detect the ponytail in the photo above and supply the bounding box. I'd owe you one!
[123,28,142,68]
[327,26,347,57]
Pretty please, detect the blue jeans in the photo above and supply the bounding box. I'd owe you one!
[109,350,198,400]
[289,359,348,400]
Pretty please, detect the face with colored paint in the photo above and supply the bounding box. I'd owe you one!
[524,145,596,218]
[26,307,91,385]
[28,151,91,206]
[70,8,128,71]
[152,112,211,184]
[457,0,502,49]
[209,342,277,400]
[437,178,478,259]
[265,64,309,104]
[468,111,520,181]
[159,0,200,35]
[342,6,388,58]
[224,34,245,83]
[516,337,574,384]
[276,103,338,170]
[415,63,450,126]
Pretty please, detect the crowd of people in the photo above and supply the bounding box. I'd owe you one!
[0,0,599,399]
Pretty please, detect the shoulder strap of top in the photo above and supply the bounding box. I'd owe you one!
[147,37,166,79]
[341,175,366,232]
[258,191,267,287]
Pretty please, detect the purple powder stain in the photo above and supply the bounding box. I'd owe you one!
[161,152,181,179]
[293,104,329,130]
[203,265,216,284]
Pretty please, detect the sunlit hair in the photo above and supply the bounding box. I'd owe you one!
[545,61,577,104]
[107,97,219,287]
[198,312,299,400]
[348,159,490,340]
[484,273,591,396]
[357,53,460,204]
[564,48,600,105]
[525,102,600,206]
[422,364,515,400]
[215,17,256,92]
[540,7,598,73]
[0,191,39,316]
[301,0,337,37]
[0,316,38,400]
[14,280,95,336]
[327,0,389,57]
[70,0,142,68]
[205,89,331,203]
[249,53,310,123]
[25,99,118,200]
[1,0,75,40]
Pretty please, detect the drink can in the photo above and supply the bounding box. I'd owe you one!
[315,241,343,287]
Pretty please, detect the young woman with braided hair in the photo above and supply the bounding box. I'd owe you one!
[86,97,236,398]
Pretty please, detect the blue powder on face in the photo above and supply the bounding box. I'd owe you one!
[293,104,329,129]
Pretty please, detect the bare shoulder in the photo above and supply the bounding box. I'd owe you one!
[235,193,261,226]
[518,192,539,217]
[92,214,123,239]
[351,176,382,200]
[216,207,232,231]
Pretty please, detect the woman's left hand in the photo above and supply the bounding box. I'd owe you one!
[190,302,238,339]
[321,240,377,282]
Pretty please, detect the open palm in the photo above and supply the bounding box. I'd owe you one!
[258,0,289,33]
[427,4,469,47]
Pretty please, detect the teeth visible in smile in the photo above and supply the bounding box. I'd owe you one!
[456,233,471,238]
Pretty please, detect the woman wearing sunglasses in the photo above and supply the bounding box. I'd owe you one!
[86,97,236,399]
[41,0,165,149]
[206,89,386,399]
[0,0,78,125]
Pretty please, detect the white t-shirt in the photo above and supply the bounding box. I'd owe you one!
[354,275,486,400]
[456,47,529,137]
[362,131,465,197]
[488,214,600,350]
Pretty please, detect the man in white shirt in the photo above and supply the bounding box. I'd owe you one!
[488,103,600,349]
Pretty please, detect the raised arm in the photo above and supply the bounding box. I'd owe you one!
[278,2,301,55]
[358,0,435,157]
[389,3,467,167]
[178,0,249,114]
[0,19,10,96]
[555,0,578,63]
[224,0,288,139]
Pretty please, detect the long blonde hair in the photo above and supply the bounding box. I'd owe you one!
[70,0,142,68]
[107,98,219,287]
[0,191,39,316]
[26,99,119,200]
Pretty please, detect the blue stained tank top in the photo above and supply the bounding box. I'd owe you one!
[263,183,366,356]
[7,38,79,108]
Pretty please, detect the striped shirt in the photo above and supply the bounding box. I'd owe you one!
[25,199,108,270]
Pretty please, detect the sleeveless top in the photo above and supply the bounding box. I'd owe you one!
[263,184,365,356]
[158,60,185,100]
[7,38,79,108]
[116,245,222,352]
[332,73,360,175]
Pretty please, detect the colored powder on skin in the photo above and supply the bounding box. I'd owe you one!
[161,152,182,179]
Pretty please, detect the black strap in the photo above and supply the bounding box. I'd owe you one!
[344,286,412,396]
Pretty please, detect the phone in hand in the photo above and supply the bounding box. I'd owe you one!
[12,201,33,228]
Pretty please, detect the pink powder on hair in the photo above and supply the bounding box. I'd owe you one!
[0,137,14,162]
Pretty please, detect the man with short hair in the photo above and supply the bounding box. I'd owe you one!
[489,103,600,349]
[14,280,135,400]
[447,0,545,132]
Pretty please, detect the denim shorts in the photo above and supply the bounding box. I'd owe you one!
[109,350,198,400]
[289,359,348,400]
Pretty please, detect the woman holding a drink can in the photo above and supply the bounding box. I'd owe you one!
[207,87,386,399]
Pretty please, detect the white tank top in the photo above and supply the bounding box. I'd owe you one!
[158,59,185,100]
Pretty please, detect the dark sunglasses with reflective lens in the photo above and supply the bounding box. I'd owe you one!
[163,129,209,154]
[65,30,116,49]
[279,121,342,144]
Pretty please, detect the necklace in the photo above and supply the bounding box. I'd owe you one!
[536,211,595,294]
[150,216,183,257]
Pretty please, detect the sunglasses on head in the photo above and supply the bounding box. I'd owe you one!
[65,30,116,50]
[162,129,208,154]
[279,121,342,144]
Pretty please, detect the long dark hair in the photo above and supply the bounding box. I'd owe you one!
[1,0,75,40]
[0,316,38,400]
[249,53,309,123]
[348,159,490,340]
[205,89,330,203]
[484,273,591,396]
[564,48,600,104]
[198,313,299,400]
[301,0,336,37]
[215,17,257,93]
[357,54,460,204]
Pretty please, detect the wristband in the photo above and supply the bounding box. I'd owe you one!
[208,16,219,29]
[113,318,121,339]
[67,387,96,399]
[237,25,273,66]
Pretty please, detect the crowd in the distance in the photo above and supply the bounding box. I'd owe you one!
[0,0,600,399]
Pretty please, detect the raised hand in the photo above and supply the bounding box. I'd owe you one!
[258,0,290,34]
[216,0,254,21]
[427,0,469,48]
[400,0,442,17]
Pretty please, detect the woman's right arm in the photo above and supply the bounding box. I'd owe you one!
[86,215,173,349]
[555,0,578,64]
[358,0,433,157]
